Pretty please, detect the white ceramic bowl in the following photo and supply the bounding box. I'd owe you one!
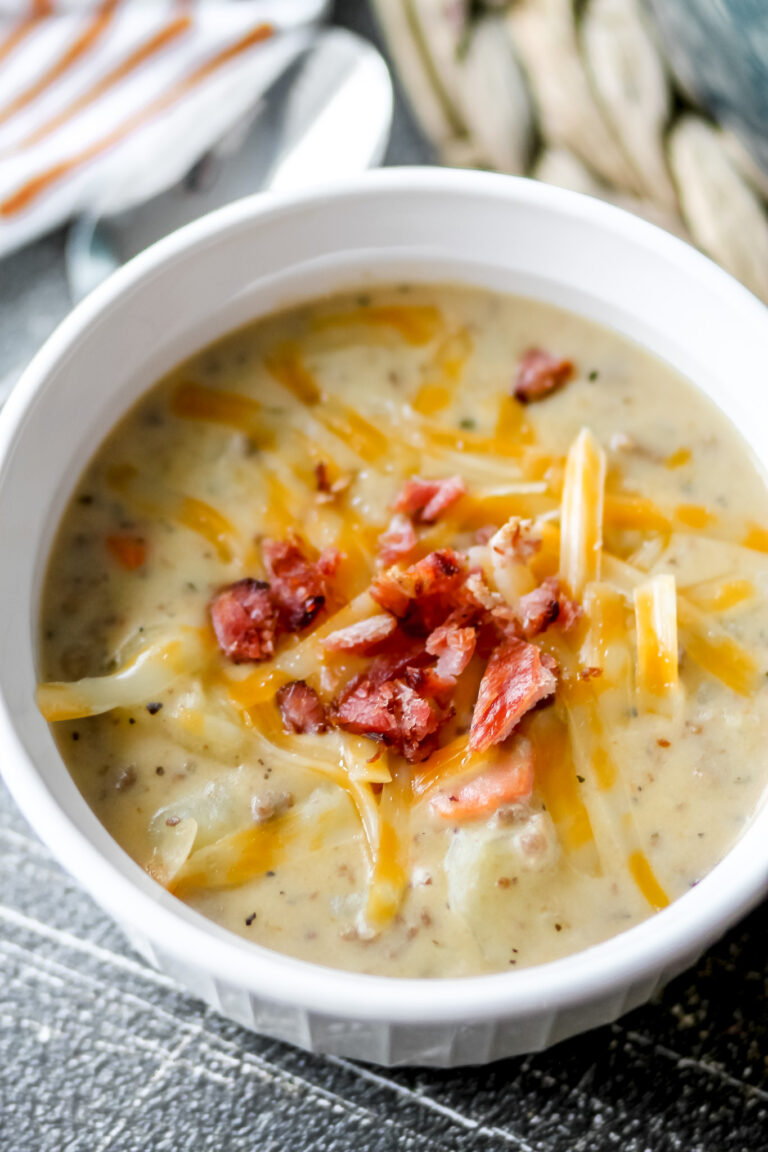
[2,169,768,1068]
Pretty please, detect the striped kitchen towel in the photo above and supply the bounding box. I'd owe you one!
[0,0,328,258]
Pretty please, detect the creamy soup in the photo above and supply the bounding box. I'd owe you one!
[38,285,768,978]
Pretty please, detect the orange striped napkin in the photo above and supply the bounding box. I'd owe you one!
[0,0,328,257]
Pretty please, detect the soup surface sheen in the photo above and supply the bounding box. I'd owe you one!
[39,285,768,977]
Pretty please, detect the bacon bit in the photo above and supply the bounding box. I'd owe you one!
[487,602,521,640]
[263,534,340,632]
[475,612,513,659]
[369,566,413,619]
[393,475,466,524]
[579,666,603,681]
[517,577,581,638]
[332,676,446,762]
[315,461,331,492]
[490,517,541,563]
[314,462,351,504]
[425,611,477,678]
[317,548,342,578]
[322,614,398,655]
[370,549,468,633]
[377,513,417,566]
[276,680,328,734]
[513,348,574,403]
[212,536,342,663]
[556,588,582,632]
[516,578,561,639]
[431,739,534,820]
[106,533,147,571]
[365,634,429,685]
[463,570,502,612]
[470,637,558,752]
[210,578,277,663]
[403,664,456,710]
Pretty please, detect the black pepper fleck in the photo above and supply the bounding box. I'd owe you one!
[245,913,257,926]
[146,702,163,715]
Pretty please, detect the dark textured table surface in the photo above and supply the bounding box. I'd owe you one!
[2,5,768,1151]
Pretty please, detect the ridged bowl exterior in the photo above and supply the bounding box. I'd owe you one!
[123,924,700,1066]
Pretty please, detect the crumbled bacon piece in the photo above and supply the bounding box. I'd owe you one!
[556,589,582,632]
[425,611,477,678]
[470,637,558,752]
[377,513,417,567]
[516,577,581,638]
[322,614,397,655]
[393,475,466,524]
[315,461,331,492]
[513,348,574,404]
[403,665,456,710]
[489,517,541,563]
[314,462,351,503]
[461,570,501,612]
[210,579,277,663]
[487,602,521,640]
[276,680,328,734]
[370,549,468,633]
[516,579,561,639]
[211,536,344,664]
[263,535,340,632]
[317,548,342,578]
[369,566,413,619]
[365,634,429,685]
[332,676,445,762]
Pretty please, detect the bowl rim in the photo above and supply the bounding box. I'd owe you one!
[3,166,768,1024]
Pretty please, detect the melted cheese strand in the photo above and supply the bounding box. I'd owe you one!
[37,629,207,721]
[684,577,755,613]
[525,708,598,869]
[603,553,757,696]
[171,792,363,897]
[365,767,410,930]
[604,493,671,534]
[634,575,680,707]
[559,428,606,600]
[311,304,444,346]
[412,327,474,415]
[107,464,241,566]
[628,850,670,911]
[410,733,472,799]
